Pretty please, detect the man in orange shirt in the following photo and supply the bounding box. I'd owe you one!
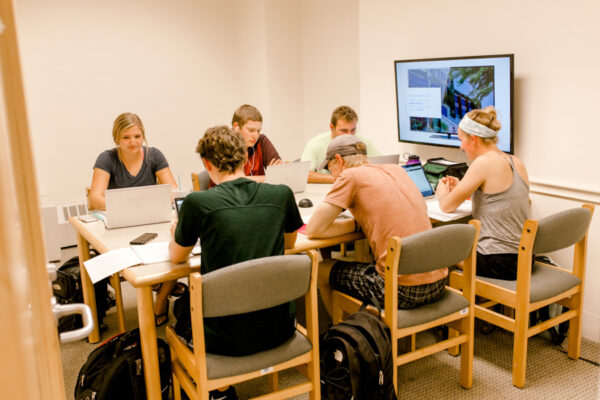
[306,135,447,314]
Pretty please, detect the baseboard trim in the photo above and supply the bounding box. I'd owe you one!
[582,310,600,343]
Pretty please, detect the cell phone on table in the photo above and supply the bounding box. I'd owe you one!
[130,232,158,245]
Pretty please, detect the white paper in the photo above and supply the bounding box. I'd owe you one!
[130,241,171,264]
[83,247,141,283]
[427,199,472,222]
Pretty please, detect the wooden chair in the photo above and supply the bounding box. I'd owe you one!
[332,220,480,393]
[84,186,126,333]
[191,171,210,192]
[450,204,594,388]
[166,250,320,400]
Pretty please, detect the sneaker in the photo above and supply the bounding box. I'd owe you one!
[209,386,238,400]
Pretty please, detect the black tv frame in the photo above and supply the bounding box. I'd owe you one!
[394,54,514,154]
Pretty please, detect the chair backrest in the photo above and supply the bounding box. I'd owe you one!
[191,171,210,191]
[396,224,476,275]
[201,254,312,318]
[532,207,593,254]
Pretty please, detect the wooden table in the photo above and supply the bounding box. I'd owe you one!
[69,184,366,400]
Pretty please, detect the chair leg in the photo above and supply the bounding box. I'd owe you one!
[512,307,529,388]
[567,294,582,359]
[448,327,459,356]
[268,372,279,392]
[172,374,181,400]
[459,315,474,389]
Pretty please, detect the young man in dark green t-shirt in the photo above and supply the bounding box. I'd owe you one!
[169,125,303,400]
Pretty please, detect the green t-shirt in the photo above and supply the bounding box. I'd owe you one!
[175,177,304,356]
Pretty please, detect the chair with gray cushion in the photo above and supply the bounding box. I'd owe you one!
[166,250,320,400]
[191,170,210,191]
[332,220,480,394]
[450,204,594,388]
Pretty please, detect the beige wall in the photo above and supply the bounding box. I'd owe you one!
[16,0,239,203]
[358,0,600,340]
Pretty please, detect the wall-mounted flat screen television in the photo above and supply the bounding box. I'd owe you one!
[394,54,514,154]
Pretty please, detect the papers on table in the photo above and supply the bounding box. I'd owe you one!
[83,241,171,283]
[427,199,472,222]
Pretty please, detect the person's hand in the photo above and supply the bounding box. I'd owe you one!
[440,176,460,192]
[435,179,450,196]
[269,158,283,166]
[170,219,178,238]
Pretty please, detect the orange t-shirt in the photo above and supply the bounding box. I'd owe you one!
[323,164,447,286]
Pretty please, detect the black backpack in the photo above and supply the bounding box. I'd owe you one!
[74,328,172,400]
[320,308,397,400]
[52,251,110,332]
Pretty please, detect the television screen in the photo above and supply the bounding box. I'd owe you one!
[394,54,513,153]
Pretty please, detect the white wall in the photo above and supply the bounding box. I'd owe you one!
[300,0,360,141]
[358,0,600,340]
[16,0,239,203]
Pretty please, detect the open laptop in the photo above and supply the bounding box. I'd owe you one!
[369,153,400,165]
[265,161,310,193]
[402,163,436,200]
[97,184,172,229]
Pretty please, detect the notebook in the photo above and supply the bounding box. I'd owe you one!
[98,184,172,229]
[369,153,400,165]
[265,161,310,193]
[402,163,436,200]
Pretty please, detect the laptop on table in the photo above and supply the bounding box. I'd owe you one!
[402,163,436,200]
[97,184,172,229]
[369,154,400,165]
[264,161,310,193]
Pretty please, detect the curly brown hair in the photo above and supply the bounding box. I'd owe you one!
[196,125,247,173]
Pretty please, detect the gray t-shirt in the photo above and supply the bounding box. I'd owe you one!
[93,147,168,189]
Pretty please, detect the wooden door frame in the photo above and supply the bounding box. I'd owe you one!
[0,1,66,399]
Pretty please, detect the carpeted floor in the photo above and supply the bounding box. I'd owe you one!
[58,247,599,399]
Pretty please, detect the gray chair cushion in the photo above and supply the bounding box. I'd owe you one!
[396,289,469,329]
[533,207,591,254]
[206,331,312,379]
[478,261,581,303]
[202,254,311,318]
[398,224,475,275]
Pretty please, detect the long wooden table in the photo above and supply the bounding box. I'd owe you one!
[69,183,365,400]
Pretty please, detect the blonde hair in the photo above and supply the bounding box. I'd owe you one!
[112,112,148,161]
[196,125,247,173]
[464,106,501,144]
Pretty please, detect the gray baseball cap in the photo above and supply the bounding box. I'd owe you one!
[318,135,367,171]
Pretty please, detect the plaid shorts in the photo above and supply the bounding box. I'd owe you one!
[329,261,446,309]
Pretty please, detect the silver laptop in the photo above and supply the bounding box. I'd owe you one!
[101,184,172,229]
[369,154,400,165]
[265,161,310,193]
[402,163,436,200]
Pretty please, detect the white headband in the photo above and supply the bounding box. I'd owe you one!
[458,115,498,138]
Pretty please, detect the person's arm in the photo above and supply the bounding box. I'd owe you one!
[259,135,282,165]
[306,202,354,238]
[307,170,335,184]
[169,219,194,263]
[436,159,486,212]
[89,168,110,210]
[284,231,298,249]
[156,166,178,189]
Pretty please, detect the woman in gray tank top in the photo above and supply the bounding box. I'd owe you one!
[436,106,530,280]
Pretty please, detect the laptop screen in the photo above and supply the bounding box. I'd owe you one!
[402,164,435,198]
[175,197,185,215]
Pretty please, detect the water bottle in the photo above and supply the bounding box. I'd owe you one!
[406,154,420,165]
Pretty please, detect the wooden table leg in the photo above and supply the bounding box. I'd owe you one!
[77,233,100,343]
[110,273,126,332]
[137,285,161,400]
